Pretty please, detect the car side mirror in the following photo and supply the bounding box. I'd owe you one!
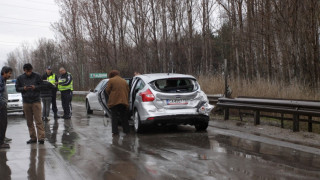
[89,89,93,92]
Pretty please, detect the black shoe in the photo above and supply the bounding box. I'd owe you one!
[62,115,71,119]
[38,140,45,144]
[54,114,60,119]
[4,137,12,142]
[0,143,10,149]
[26,139,37,144]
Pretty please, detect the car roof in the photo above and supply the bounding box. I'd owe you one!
[135,73,196,83]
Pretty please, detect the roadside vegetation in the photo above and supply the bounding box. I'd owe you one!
[199,75,320,101]
[202,76,320,134]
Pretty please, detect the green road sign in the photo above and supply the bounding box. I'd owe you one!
[89,73,108,79]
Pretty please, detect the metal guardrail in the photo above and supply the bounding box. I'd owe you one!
[217,97,320,132]
[207,94,224,104]
[57,91,89,95]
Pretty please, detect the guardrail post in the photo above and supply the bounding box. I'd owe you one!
[224,108,229,120]
[254,110,260,125]
[281,113,284,128]
[308,116,312,132]
[293,114,299,132]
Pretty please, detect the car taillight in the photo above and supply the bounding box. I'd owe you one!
[140,89,155,102]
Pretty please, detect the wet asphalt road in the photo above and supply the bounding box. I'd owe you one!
[1,101,320,180]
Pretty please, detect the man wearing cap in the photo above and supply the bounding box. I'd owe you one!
[42,66,60,118]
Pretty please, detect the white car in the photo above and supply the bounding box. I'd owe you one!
[85,79,109,114]
[7,82,23,113]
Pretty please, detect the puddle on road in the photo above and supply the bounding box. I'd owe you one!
[209,134,320,171]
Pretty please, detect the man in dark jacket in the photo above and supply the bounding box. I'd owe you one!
[42,66,59,118]
[0,66,12,149]
[40,77,55,121]
[58,67,73,119]
[16,63,45,144]
[105,70,130,135]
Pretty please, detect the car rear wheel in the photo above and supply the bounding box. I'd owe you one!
[195,121,208,131]
[86,100,93,114]
[134,110,144,133]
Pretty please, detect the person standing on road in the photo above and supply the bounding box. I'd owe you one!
[42,66,60,118]
[0,66,12,149]
[58,67,73,119]
[16,63,45,144]
[40,77,55,121]
[105,70,130,135]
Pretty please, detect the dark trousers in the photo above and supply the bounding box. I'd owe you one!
[51,90,58,114]
[110,104,129,134]
[61,90,72,118]
[0,105,8,144]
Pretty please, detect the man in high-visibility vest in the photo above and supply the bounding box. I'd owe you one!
[58,67,73,119]
[43,66,60,118]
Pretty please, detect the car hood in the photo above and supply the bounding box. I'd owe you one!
[8,93,22,99]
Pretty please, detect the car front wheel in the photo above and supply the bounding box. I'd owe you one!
[86,100,93,114]
[134,110,144,133]
[195,121,208,131]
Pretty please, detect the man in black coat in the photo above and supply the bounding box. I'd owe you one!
[16,63,45,144]
[40,77,55,121]
[42,66,60,118]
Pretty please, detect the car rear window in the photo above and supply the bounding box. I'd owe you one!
[149,78,198,93]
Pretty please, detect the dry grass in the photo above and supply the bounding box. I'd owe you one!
[200,75,320,133]
[198,75,320,100]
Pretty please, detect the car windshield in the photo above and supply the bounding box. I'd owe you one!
[149,78,198,93]
[7,85,18,94]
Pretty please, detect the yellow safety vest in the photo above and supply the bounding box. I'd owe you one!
[58,73,73,91]
[47,73,56,85]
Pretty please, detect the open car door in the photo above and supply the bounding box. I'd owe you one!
[97,78,132,118]
[97,79,112,118]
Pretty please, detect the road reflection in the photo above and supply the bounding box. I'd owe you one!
[44,119,59,144]
[103,127,212,179]
[211,134,320,170]
[27,147,45,180]
[60,119,78,161]
[0,151,11,180]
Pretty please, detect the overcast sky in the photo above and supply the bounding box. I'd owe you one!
[0,0,60,67]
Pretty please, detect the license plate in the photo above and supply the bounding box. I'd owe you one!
[167,99,188,105]
[8,104,18,107]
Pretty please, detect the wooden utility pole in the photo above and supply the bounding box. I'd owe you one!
[224,59,229,120]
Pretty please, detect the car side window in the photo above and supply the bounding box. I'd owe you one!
[94,80,105,91]
[134,79,145,92]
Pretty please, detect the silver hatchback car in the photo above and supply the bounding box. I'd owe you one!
[129,73,213,132]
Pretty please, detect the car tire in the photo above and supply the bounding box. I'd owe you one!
[195,121,208,131]
[86,100,93,114]
[134,110,144,133]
